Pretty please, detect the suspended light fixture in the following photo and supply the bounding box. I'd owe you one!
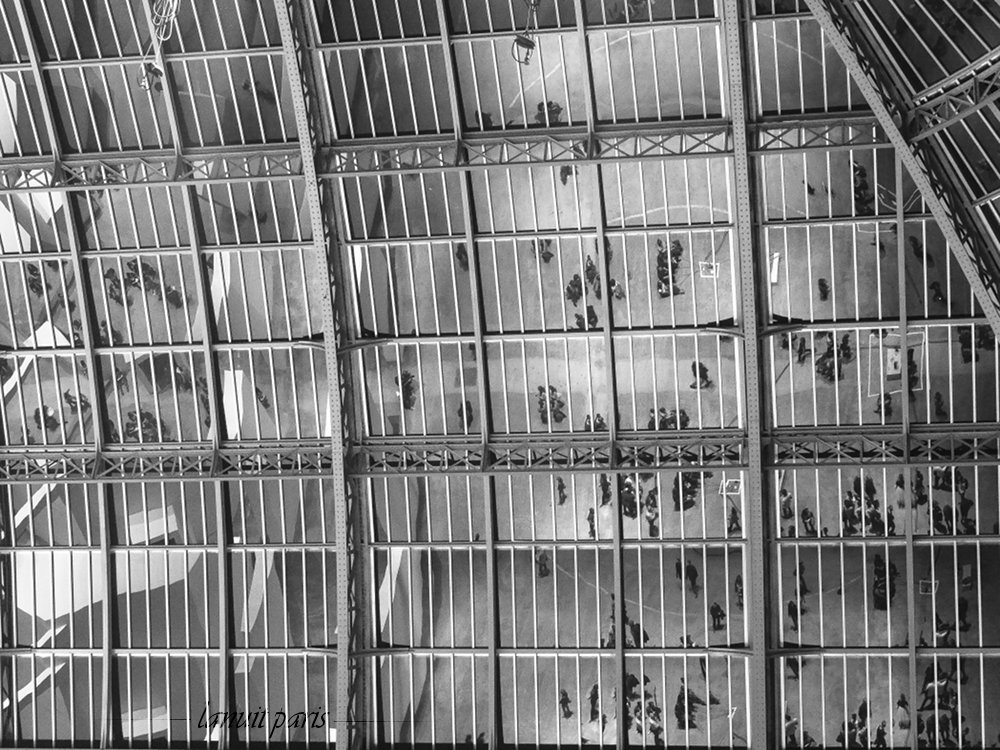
[137,0,181,91]
[512,0,542,65]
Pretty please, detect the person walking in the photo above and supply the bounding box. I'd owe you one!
[873,720,887,747]
[710,602,726,630]
[690,361,713,389]
[685,559,699,596]
[645,501,659,537]
[800,506,816,535]
[458,400,474,429]
[788,599,799,632]
[797,561,810,597]
[559,689,573,719]
[728,506,741,534]
[535,549,551,578]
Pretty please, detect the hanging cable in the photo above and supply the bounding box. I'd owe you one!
[137,0,181,91]
[511,0,542,65]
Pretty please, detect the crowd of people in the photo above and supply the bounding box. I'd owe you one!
[780,330,855,385]
[102,259,187,310]
[573,470,732,540]
[646,406,692,430]
[95,408,171,443]
[789,660,989,748]
[32,405,60,433]
[958,325,994,364]
[784,537,903,633]
[673,471,709,512]
[786,674,987,749]
[780,465,988,540]
[552,618,669,745]
[534,384,567,424]
[925,468,978,535]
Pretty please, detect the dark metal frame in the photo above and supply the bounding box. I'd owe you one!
[4,0,1000,747]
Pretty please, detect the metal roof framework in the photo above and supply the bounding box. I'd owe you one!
[1,0,1000,748]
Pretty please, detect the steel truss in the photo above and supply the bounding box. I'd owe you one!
[767,427,1000,467]
[294,116,881,175]
[0,442,334,481]
[910,54,1000,139]
[0,117,886,195]
[3,425,996,481]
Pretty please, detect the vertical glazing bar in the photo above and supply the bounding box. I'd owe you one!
[214,481,230,748]
[720,0,769,746]
[895,154,919,750]
[98,488,112,748]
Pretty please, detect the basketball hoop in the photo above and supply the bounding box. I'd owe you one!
[512,0,542,65]
[720,478,742,495]
[698,261,720,279]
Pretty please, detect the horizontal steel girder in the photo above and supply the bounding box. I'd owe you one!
[911,54,1000,139]
[0,118,886,193]
[2,428,1000,481]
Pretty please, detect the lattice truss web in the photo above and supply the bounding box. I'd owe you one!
[1,0,1000,748]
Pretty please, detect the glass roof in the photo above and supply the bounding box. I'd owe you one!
[1,0,999,747]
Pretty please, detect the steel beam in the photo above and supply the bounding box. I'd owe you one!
[801,0,1000,337]
[309,14,722,52]
[0,442,333,481]
[720,0,770,746]
[767,425,1000,466]
[4,423,1000,481]
[0,341,327,356]
[0,115,890,195]
[271,0,352,746]
[0,151,304,195]
[0,47,282,73]
[910,54,1000,140]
